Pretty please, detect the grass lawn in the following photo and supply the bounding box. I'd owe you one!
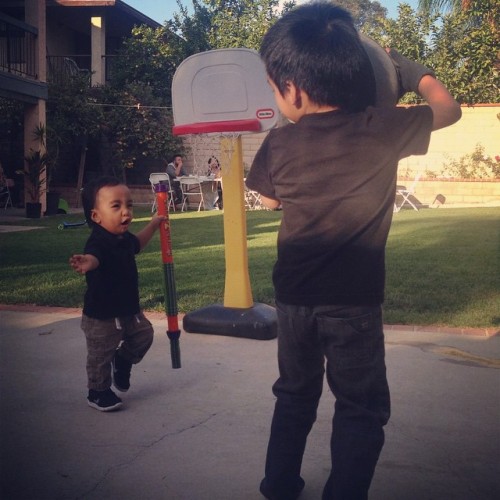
[0,207,498,329]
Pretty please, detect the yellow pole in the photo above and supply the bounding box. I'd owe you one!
[221,136,253,308]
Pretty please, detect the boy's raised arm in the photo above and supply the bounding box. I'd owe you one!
[417,75,462,131]
[387,48,461,131]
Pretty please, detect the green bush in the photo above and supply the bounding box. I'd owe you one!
[440,144,500,180]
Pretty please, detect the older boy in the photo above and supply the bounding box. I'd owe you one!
[246,2,461,499]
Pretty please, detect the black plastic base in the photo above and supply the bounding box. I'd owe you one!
[182,303,277,340]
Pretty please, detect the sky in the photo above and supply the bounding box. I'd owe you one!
[125,0,421,25]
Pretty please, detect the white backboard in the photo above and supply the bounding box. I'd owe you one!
[172,48,278,135]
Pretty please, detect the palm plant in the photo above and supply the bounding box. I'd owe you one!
[16,124,50,203]
[418,0,468,13]
[21,150,48,202]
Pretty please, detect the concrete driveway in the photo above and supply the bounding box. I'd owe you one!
[1,308,498,500]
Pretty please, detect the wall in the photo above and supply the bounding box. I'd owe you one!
[397,178,500,207]
[181,104,499,207]
[398,104,499,177]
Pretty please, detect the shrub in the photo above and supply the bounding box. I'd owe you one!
[440,144,500,180]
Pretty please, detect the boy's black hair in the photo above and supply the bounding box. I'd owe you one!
[260,1,376,113]
[81,176,121,227]
[170,153,183,162]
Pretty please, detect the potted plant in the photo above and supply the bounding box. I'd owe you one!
[16,124,49,218]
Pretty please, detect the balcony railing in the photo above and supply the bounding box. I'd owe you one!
[47,55,91,84]
[0,13,38,79]
[47,54,122,85]
[1,13,124,86]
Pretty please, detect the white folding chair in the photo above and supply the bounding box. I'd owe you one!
[149,173,175,212]
[244,181,263,210]
[0,170,13,209]
[394,173,422,212]
[180,176,204,211]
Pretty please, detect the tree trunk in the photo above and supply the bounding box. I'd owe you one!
[75,137,88,208]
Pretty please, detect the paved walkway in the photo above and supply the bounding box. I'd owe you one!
[1,307,499,500]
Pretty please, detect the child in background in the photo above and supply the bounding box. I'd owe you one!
[246,2,461,499]
[207,156,223,209]
[70,176,165,412]
[206,156,221,177]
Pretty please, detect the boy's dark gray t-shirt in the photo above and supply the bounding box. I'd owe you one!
[246,105,433,306]
[83,224,141,319]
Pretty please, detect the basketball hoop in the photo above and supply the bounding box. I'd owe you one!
[171,48,278,175]
[169,48,280,339]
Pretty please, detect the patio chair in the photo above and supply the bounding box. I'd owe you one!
[180,176,204,212]
[0,168,13,209]
[149,173,176,212]
[64,57,91,81]
[394,173,422,212]
[244,185,263,210]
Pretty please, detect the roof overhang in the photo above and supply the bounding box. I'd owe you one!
[48,0,161,28]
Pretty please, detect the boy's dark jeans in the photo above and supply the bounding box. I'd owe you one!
[263,302,390,500]
[82,312,154,391]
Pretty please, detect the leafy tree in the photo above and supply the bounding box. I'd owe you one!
[370,1,498,105]
[377,4,435,62]
[166,0,213,56]
[48,74,102,148]
[419,0,468,14]
[110,25,188,105]
[428,0,499,104]
[367,4,436,103]
[164,0,295,52]
[335,0,388,34]
[95,82,181,175]
[416,0,499,104]
[0,98,24,176]
[31,72,101,189]
[208,0,293,49]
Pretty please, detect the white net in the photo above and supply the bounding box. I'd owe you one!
[185,132,241,177]
[179,130,265,210]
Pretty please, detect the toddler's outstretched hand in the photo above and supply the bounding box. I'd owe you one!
[136,215,167,250]
[69,254,99,274]
[151,214,167,228]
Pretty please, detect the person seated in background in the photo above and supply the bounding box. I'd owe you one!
[207,156,223,209]
[166,153,187,205]
[0,161,14,208]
